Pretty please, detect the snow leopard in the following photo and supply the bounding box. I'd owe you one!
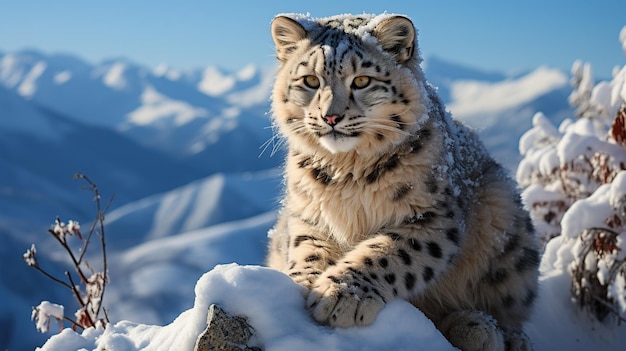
[266,13,540,351]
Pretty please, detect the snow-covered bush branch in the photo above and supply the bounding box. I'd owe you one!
[23,173,112,333]
[517,26,626,323]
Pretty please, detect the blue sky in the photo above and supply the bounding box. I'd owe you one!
[1,0,624,76]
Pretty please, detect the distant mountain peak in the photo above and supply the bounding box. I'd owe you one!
[198,66,236,96]
[236,64,258,81]
[153,63,182,81]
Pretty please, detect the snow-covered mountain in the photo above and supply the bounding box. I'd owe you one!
[0,49,577,350]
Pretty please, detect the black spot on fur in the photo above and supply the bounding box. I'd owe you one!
[405,272,417,290]
[384,273,396,284]
[328,275,341,284]
[312,166,333,185]
[446,227,460,245]
[298,157,312,168]
[391,114,404,130]
[366,154,400,183]
[305,255,321,262]
[364,257,373,266]
[376,133,384,141]
[515,248,540,272]
[369,273,378,280]
[379,258,389,268]
[408,139,423,154]
[484,268,509,285]
[289,271,302,277]
[385,232,401,241]
[523,288,537,307]
[425,176,438,193]
[293,235,315,248]
[503,233,520,255]
[525,216,535,235]
[422,266,434,282]
[427,241,443,259]
[397,249,411,265]
[393,184,413,201]
[456,197,466,210]
[502,295,515,308]
[408,238,422,251]
[418,211,437,224]
[327,259,336,266]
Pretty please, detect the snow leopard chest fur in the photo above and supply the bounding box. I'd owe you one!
[266,13,540,351]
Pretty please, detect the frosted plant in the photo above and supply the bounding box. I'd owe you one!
[31,301,65,333]
[23,173,110,332]
[517,26,626,323]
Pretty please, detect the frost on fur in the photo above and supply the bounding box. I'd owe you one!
[517,26,626,323]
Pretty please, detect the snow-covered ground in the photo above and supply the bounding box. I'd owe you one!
[3,43,624,350]
[34,235,626,351]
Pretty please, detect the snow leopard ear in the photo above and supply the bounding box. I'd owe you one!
[271,16,308,63]
[372,16,416,64]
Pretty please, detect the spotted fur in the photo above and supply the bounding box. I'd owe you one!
[266,13,540,351]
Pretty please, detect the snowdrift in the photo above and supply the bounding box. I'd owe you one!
[37,264,456,351]
[36,259,626,351]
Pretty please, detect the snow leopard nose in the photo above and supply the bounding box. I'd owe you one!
[322,114,343,126]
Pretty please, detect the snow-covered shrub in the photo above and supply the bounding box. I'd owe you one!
[517,26,626,323]
[23,174,111,332]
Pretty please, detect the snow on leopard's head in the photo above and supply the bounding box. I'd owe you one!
[270,13,429,156]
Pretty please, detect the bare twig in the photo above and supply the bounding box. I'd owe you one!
[24,174,112,332]
[73,173,110,323]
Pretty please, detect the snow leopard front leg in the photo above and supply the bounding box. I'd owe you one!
[283,216,344,290]
[307,220,462,328]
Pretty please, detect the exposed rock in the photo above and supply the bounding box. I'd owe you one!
[194,304,263,351]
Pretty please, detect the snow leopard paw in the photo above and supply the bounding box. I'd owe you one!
[504,330,532,351]
[438,310,505,351]
[306,272,385,328]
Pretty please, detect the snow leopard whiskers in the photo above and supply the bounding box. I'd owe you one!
[266,13,540,351]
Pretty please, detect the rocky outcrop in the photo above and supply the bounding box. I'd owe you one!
[194,304,263,351]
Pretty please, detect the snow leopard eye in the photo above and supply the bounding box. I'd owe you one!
[303,75,320,89]
[351,76,371,89]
